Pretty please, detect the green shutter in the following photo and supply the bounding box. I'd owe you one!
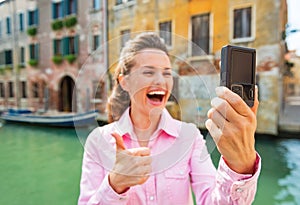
[36,43,39,60]
[63,37,69,55]
[53,40,56,55]
[65,0,69,15]
[35,9,39,25]
[62,0,66,17]
[52,3,55,19]
[74,0,77,14]
[74,35,79,54]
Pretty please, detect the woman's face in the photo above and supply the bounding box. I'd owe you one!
[121,49,173,116]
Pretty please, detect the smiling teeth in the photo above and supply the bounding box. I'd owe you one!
[148,91,165,95]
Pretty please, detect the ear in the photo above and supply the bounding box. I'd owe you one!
[118,74,129,92]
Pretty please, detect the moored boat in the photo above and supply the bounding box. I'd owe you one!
[0,109,99,127]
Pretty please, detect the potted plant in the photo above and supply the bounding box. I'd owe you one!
[51,19,64,31]
[27,26,38,36]
[28,59,38,67]
[64,15,77,28]
[52,55,64,65]
[64,54,77,64]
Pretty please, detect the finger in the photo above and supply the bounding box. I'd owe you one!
[251,85,259,115]
[111,132,126,151]
[210,97,239,122]
[215,86,251,117]
[128,147,151,156]
[207,107,227,130]
[205,119,222,144]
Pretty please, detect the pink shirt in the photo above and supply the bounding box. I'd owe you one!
[78,108,261,205]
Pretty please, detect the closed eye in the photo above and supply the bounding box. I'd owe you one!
[163,72,172,77]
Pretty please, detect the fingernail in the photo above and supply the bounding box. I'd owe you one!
[211,97,219,108]
[205,119,211,130]
[215,86,225,96]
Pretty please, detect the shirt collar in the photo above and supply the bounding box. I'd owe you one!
[115,107,180,138]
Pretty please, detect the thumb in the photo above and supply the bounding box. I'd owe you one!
[251,85,259,115]
[111,132,126,151]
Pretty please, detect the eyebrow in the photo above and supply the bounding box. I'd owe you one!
[142,66,172,70]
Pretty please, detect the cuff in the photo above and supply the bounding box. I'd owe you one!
[219,153,261,181]
[96,174,129,204]
[217,153,261,201]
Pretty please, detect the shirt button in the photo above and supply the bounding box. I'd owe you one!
[149,196,154,201]
[179,170,184,175]
[236,188,244,193]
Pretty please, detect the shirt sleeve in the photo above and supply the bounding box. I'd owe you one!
[190,131,261,205]
[77,128,130,205]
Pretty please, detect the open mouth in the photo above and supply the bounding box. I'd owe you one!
[146,90,166,103]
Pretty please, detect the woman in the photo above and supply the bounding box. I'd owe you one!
[78,32,261,205]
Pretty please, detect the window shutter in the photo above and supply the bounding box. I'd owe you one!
[75,35,79,54]
[52,3,55,19]
[19,13,23,31]
[0,21,2,38]
[27,10,30,26]
[53,40,56,55]
[35,9,39,25]
[36,44,39,60]
[62,0,67,17]
[63,37,69,55]
[74,0,77,14]
[6,17,11,34]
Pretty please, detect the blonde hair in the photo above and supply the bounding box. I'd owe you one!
[107,32,169,122]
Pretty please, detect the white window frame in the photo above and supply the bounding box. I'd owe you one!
[188,12,213,56]
[230,3,256,43]
[159,20,173,49]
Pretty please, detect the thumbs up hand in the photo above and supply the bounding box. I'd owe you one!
[108,132,152,194]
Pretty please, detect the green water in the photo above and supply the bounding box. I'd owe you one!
[0,123,299,205]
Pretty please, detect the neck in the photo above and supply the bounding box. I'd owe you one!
[130,107,162,144]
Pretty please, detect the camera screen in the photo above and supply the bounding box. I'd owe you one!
[231,50,253,84]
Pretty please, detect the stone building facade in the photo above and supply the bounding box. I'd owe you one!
[107,0,287,134]
[0,0,108,114]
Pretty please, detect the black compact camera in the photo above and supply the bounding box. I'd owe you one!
[220,45,256,107]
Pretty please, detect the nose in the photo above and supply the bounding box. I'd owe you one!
[153,72,165,85]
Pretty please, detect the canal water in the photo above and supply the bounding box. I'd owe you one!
[0,123,299,205]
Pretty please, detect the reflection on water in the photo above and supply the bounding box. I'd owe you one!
[254,136,300,205]
[275,140,300,205]
[0,124,300,205]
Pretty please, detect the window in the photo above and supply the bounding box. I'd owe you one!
[19,13,24,32]
[66,0,77,15]
[52,2,63,19]
[6,17,11,34]
[0,82,4,98]
[53,39,63,55]
[233,7,252,39]
[63,36,79,55]
[8,81,14,98]
[93,35,100,51]
[0,51,4,65]
[20,47,25,64]
[28,9,39,26]
[21,81,27,98]
[116,0,134,5]
[32,82,39,98]
[93,80,105,99]
[5,50,12,65]
[29,44,39,60]
[93,0,101,10]
[191,14,210,55]
[120,29,130,48]
[159,21,172,47]
[69,36,76,54]
[0,20,2,38]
